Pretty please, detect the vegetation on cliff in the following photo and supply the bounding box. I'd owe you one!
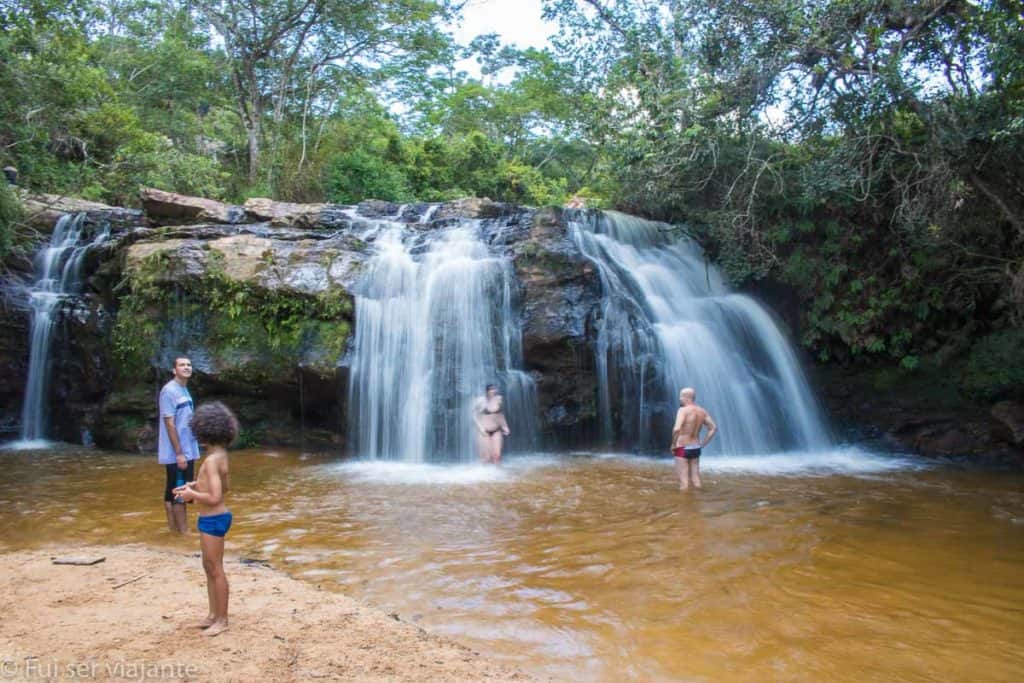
[0,183,20,259]
[542,0,1023,385]
[111,248,353,384]
[1,0,1021,383]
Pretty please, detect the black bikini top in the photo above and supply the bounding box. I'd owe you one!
[481,400,502,415]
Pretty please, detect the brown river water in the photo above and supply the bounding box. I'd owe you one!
[2,446,1023,682]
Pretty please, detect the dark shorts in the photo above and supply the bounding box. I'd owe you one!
[673,446,702,460]
[164,460,196,503]
[197,511,233,537]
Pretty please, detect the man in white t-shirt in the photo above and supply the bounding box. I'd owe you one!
[158,357,200,533]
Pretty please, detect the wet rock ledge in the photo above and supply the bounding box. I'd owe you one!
[0,189,600,451]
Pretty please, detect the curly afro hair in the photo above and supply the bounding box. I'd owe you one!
[190,401,239,447]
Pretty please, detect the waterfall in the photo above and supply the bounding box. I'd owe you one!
[569,210,830,454]
[347,212,537,462]
[16,213,109,446]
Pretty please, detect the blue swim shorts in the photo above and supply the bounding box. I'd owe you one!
[197,511,233,537]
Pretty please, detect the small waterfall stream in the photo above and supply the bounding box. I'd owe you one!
[16,213,109,446]
[347,211,537,462]
[570,210,831,454]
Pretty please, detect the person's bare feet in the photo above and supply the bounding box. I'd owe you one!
[201,619,228,637]
[196,615,216,629]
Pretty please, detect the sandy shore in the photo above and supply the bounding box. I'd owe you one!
[0,545,533,682]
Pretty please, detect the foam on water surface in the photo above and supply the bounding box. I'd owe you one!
[322,447,924,485]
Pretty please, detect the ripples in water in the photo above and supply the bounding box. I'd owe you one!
[1,447,1022,682]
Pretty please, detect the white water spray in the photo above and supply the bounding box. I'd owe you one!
[15,213,109,447]
[570,211,831,454]
[347,212,537,462]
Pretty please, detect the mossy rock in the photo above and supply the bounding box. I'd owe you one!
[103,386,157,414]
[962,328,1024,400]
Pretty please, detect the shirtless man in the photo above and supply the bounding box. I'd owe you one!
[174,401,239,637]
[670,387,717,491]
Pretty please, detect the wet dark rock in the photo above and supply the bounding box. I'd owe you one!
[51,296,114,445]
[83,220,365,450]
[480,210,534,246]
[431,197,520,221]
[885,418,976,456]
[991,401,1024,446]
[513,207,602,443]
[4,194,613,449]
[0,297,29,438]
[94,386,158,453]
[355,199,403,220]
[814,363,1020,461]
[740,277,804,343]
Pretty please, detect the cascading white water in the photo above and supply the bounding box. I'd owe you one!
[569,210,831,455]
[16,213,109,447]
[347,211,537,462]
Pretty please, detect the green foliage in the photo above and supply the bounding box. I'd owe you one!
[4,0,1022,374]
[0,183,21,260]
[0,1,591,208]
[233,428,261,450]
[541,0,1024,367]
[962,329,1024,401]
[326,148,413,204]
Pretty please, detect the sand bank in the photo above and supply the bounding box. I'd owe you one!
[0,545,533,682]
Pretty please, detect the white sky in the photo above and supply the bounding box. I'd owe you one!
[451,0,556,77]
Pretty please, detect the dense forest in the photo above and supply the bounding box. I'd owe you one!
[1,0,1022,399]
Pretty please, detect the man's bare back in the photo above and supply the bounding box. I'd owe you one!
[672,405,712,448]
[670,387,717,491]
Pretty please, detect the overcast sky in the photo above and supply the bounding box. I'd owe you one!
[453,0,553,47]
[451,0,556,76]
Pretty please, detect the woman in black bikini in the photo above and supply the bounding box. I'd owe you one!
[474,384,510,464]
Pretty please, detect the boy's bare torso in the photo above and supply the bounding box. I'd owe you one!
[194,453,229,515]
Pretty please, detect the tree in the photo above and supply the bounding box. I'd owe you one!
[193,0,455,186]
[541,0,1024,360]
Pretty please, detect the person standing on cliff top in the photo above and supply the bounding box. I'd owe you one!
[670,387,717,491]
[158,356,200,533]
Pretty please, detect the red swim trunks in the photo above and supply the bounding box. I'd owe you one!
[673,446,702,459]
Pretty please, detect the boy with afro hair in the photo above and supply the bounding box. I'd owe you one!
[173,401,239,637]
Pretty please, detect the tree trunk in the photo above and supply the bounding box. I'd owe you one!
[247,117,261,186]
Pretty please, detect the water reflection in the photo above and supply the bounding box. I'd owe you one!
[1,447,1023,681]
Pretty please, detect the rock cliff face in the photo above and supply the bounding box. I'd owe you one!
[0,303,28,436]
[510,208,601,444]
[3,190,1018,462]
[0,190,601,452]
